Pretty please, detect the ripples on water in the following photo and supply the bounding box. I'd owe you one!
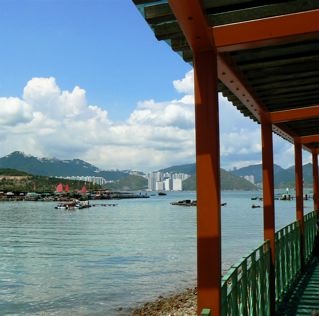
[0,191,314,315]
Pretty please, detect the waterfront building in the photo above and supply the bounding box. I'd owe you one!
[155,181,164,191]
[147,171,190,191]
[172,178,182,191]
[163,178,171,191]
[56,176,107,186]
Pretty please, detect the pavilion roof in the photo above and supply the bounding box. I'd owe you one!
[133,0,319,152]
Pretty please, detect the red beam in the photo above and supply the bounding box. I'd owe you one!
[217,55,268,123]
[270,105,319,123]
[168,0,309,148]
[213,9,319,52]
[295,141,305,267]
[312,152,319,213]
[298,135,319,144]
[194,49,221,315]
[168,0,213,53]
[261,120,276,315]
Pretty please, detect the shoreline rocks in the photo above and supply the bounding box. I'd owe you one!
[130,288,197,316]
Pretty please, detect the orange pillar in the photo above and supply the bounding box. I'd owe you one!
[312,152,319,213]
[194,48,221,315]
[295,141,304,266]
[261,120,276,315]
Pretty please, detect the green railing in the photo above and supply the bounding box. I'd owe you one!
[275,220,301,301]
[221,241,270,315]
[275,211,317,302]
[304,211,317,262]
[201,211,318,316]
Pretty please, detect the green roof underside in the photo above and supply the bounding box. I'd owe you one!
[133,0,319,150]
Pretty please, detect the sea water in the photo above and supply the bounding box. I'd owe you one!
[0,191,314,315]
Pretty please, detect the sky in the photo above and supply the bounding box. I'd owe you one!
[0,0,311,172]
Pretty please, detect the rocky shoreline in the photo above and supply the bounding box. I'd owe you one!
[130,288,197,316]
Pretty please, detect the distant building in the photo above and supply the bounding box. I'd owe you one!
[163,178,171,191]
[172,178,182,191]
[55,176,107,186]
[148,172,161,191]
[147,171,190,191]
[243,175,255,184]
[155,181,164,191]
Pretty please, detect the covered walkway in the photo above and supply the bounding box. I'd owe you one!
[277,256,319,315]
[133,1,319,314]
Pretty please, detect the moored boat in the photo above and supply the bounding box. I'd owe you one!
[55,199,91,210]
[171,199,196,206]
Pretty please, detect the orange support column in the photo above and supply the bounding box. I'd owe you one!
[194,49,221,315]
[295,141,304,266]
[261,120,276,315]
[312,152,319,213]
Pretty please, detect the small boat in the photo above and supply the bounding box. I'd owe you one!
[251,204,261,209]
[55,200,91,210]
[280,194,292,201]
[221,202,227,206]
[158,192,167,196]
[55,203,67,210]
[171,199,196,206]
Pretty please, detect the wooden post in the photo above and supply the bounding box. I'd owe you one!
[295,141,304,267]
[261,120,276,315]
[194,48,221,315]
[312,152,319,214]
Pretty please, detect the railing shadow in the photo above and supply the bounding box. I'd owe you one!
[276,256,319,315]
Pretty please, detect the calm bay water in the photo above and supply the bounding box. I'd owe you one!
[0,191,314,315]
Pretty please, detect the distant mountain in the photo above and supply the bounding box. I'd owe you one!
[160,163,257,190]
[231,164,284,184]
[0,151,130,181]
[159,163,196,176]
[231,162,315,188]
[183,170,257,191]
[106,175,148,191]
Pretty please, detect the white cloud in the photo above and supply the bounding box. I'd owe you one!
[0,75,196,171]
[128,98,194,129]
[0,71,297,172]
[0,97,32,126]
[173,69,194,94]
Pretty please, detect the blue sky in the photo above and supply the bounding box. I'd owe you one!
[0,0,190,120]
[0,0,309,172]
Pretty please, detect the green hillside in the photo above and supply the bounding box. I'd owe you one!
[159,163,196,175]
[183,169,257,191]
[231,163,315,188]
[105,175,148,191]
[0,168,30,176]
[0,168,100,192]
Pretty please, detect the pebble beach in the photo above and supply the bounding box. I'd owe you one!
[131,288,197,316]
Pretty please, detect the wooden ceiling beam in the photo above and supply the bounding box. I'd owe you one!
[168,0,312,147]
[168,0,213,53]
[217,55,268,123]
[212,9,319,52]
[270,105,319,123]
[298,135,319,144]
